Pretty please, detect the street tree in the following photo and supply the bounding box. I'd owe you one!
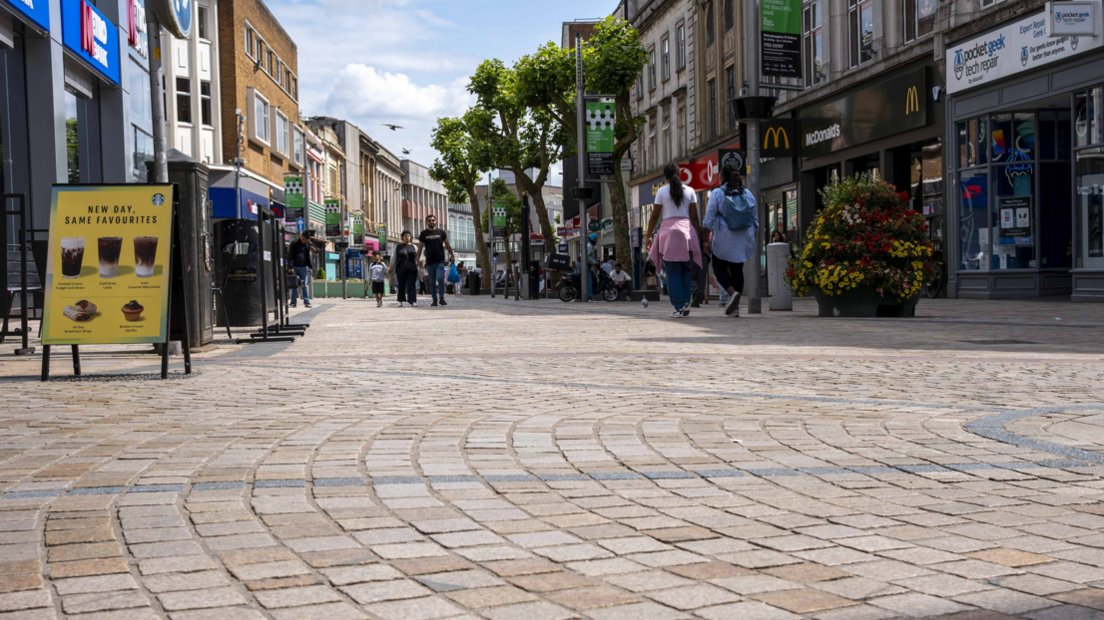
[429,108,495,288]
[515,16,646,270]
[469,59,569,256]
[480,178,523,262]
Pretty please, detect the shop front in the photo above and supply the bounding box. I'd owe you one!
[946,6,1104,301]
[797,62,946,272]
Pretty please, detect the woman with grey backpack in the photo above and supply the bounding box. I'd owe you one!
[703,159,758,317]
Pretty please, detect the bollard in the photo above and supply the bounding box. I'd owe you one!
[767,242,793,311]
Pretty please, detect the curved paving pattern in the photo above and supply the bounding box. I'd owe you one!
[2,297,1104,619]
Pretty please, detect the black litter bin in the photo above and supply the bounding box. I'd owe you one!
[213,218,275,327]
[469,271,481,295]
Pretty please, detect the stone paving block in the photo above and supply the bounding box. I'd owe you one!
[0,590,51,612]
[444,585,539,608]
[267,602,367,620]
[363,596,464,620]
[59,591,148,615]
[156,587,248,611]
[167,608,267,620]
[953,588,1056,614]
[1053,589,1104,611]
[253,584,344,609]
[695,600,801,620]
[647,583,740,610]
[868,592,972,616]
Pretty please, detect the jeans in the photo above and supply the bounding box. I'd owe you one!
[574,270,595,300]
[712,256,745,294]
[291,266,311,305]
[426,263,445,302]
[397,270,418,304]
[663,260,693,310]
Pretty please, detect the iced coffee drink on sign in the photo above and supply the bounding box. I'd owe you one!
[98,237,123,278]
[133,237,158,278]
[60,238,85,279]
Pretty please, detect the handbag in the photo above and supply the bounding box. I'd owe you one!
[646,275,657,287]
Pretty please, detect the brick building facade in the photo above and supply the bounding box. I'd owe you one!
[216,0,301,185]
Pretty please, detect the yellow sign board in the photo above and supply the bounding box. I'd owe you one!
[41,185,175,345]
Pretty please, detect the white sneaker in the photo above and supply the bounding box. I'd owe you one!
[670,309,686,318]
[412,302,418,307]
[397,302,404,307]
[725,293,740,316]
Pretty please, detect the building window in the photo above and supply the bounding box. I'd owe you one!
[65,92,79,183]
[662,117,671,163]
[276,112,288,155]
[292,78,298,100]
[648,122,657,169]
[245,28,254,58]
[677,24,686,69]
[198,6,208,40]
[254,92,270,144]
[725,66,736,130]
[293,128,303,165]
[708,78,717,139]
[648,49,656,90]
[904,0,936,42]
[275,60,282,87]
[725,0,734,31]
[176,77,192,124]
[803,1,824,86]
[285,70,293,93]
[200,81,212,126]
[133,127,153,179]
[662,37,670,80]
[849,0,874,67]
[707,2,715,46]
[267,51,274,74]
[256,39,264,63]
[676,103,685,157]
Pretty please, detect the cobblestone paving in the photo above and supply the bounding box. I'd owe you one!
[1,296,1104,619]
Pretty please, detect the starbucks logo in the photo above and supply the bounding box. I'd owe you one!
[151,193,166,206]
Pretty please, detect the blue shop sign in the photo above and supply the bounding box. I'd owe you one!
[210,186,270,220]
[61,0,121,85]
[1,0,50,33]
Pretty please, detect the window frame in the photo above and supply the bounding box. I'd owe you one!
[197,5,208,40]
[726,66,736,130]
[803,1,824,87]
[276,112,288,157]
[848,0,874,68]
[245,28,254,58]
[254,91,270,145]
[200,80,212,127]
[904,0,936,43]
[725,0,734,31]
[648,48,656,90]
[175,77,192,125]
[708,78,717,139]
[661,36,670,81]
[676,23,686,70]
[707,1,715,47]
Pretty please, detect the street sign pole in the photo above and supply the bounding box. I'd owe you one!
[746,0,763,314]
[575,33,589,301]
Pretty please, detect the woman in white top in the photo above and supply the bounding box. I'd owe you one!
[645,162,703,317]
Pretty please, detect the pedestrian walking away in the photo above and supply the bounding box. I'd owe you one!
[368,252,387,307]
[417,215,456,307]
[703,158,758,317]
[645,162,702,317]
[390,230,419,307]
[287,231,318,308]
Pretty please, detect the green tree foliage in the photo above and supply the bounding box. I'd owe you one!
[515,16,646,269]
[469,60,569,255]
[428,109,495,287]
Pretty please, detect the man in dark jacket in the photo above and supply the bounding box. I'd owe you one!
[287,232,317,308]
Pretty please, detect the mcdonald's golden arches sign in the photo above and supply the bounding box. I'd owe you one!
[760,119,797,158]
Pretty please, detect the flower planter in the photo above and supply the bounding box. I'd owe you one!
[814,288,919,318]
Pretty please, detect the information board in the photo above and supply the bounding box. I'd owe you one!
[761,0,801,78]
[586,98,616,177]
[41,185,174,345]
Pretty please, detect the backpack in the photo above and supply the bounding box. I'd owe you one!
[720,189,754,230]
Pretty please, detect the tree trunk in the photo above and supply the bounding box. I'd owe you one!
[511,170,556,255]
[607,172,633,273]
[467,187,492,290]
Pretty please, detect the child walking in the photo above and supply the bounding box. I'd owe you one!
[368,252,387,307]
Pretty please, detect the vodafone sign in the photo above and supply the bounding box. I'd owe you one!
[677,141,740,191]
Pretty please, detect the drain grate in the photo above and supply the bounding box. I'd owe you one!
[962,339,1037,345]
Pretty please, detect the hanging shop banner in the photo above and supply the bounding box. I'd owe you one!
[353,217,364,246]
[61,0,121,85]
[378,225,387,251]
[41,184,175,345]
[2,0,51,33]
[284,175,304,222]
[719,147,747,176]
[1047,1,1098,37]
[324,199,341,237]
[800,69,928,159]
[760,119,797,158]
[947,9,1104,94]
[998,196,1033,245]
[761,0,802,78]
[492,203,508,238]
[586,97,617,177]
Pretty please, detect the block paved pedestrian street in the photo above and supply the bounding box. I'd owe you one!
[1,295,1104,619]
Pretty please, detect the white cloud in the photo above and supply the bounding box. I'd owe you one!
[324,64,473,122]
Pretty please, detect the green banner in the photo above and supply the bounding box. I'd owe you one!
[353,218,363,235]
[324,199,341,237]
[761,0,801,78]
[284,175,304,222]
[585,101,615,153]
[378,225,387,250]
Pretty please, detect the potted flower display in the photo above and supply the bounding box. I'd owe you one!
[785,176,936,318]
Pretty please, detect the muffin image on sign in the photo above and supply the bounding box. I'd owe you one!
[121,300,144,322]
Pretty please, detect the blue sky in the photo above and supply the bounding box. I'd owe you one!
[265,0,619,175]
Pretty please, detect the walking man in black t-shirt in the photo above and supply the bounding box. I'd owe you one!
[417,215,455,306]
[287,231,317,308]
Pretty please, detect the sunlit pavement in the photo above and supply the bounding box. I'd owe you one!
[1,295,1103,619]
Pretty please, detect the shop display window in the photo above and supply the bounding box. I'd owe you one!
[960,172,988,271]
[1075,91,1104,271]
